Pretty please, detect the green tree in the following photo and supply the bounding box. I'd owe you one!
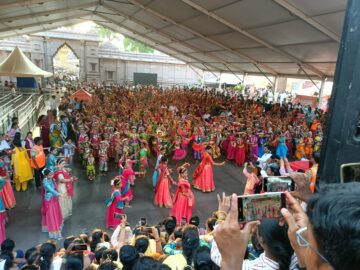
[123,37,154,53]
[95,25,114,40]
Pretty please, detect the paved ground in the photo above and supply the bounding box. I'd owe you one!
[6,155,246,250]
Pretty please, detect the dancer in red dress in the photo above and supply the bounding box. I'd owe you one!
[235,135,246,166]
[193,146,225,192]
[154,157,175,208]
[170,163,194,225]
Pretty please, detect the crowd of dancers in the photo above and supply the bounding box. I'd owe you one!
[0,86,325,241]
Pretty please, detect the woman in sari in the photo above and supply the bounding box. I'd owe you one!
[121,159,142,207]
[295,136,306,160]
[154,157,175,208]
[49,121,62,148]
[11,133,33,192]
[41,168,63,240]
[0,177,6,244]
[235,136,246,166]
[105,177,128,229]
[53,159,73,220]
[152,148,165,188]
[193,146,225,192]
[0,151,16,209]
[170,163,194,225]
[38,115,50,148]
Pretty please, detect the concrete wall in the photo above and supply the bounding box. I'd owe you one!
[0,31,202,86]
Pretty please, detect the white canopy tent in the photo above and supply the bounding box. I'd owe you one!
[0,46,52,78]
[0,0,347,79]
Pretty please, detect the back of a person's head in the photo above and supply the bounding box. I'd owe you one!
[97,262,117,270]
[307,186,360,270]
[101,249,118,262]
[25,247,38,265]
[90,230,103,252]
[13,133,22,147]
[63,236,76,250]
[119,245,139,270]
[189,216,200,227]
[39,243,56,270]
[65,256,83,270]
[164,218,176,236]
[1,239,15,253]
[182,226,200,266]
[134,237,149,254]
[206,218,217,232]
[94,247,107,264]
[132,256,160,270]
[258,219,293,270]
[191,246,218,270]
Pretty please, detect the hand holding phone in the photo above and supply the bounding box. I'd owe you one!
[238,192,285,222]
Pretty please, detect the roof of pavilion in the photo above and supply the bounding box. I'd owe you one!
[0,0,347,79]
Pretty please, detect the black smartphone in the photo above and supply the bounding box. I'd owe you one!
[263,176,294,192]
[238,192,286,222]
[140,217,147,226]
[70,243,87,252]
[341,163,360,183]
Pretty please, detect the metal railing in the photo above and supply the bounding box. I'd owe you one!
[0,94,45,136]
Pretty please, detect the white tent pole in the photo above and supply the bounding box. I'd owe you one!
[318,78,326,109]
[218,71,222,90]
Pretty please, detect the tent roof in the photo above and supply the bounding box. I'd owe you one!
[70,89,92,100]
[0,46,53,77]
[0,0,348,79]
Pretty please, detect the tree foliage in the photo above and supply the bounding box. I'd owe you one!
[123,37,154,53]
[95,25,114,40]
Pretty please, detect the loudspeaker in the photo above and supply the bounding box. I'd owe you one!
[318,0,360,184]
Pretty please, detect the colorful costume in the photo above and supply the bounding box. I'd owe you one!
[121,167,136,203]
[105,187,128,229]
[152,153,163,188]
[54,169,73,220]
[193,152,215,192]
[0,179,7,244]
[227,135,236,160]
[0,158,16,209]
[235,138,246,166]
[49,123,62,147]
[11,147,33,192]
[154,164,173,208]
[41,178,63,239]
[276,136,288,158]
[170,178,194,225]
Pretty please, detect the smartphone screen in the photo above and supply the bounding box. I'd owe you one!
[264,176,294,192]
[341,163,360,183]
[238,192,285,222]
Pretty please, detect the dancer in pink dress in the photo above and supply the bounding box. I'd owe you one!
[154,157,175,208]
[193,146,225,192]
[227,134,236,160]
[121,159,143,207]
[0,152,16,209]
[105,177,128,229]
[235,136,246,166]
[41,169,63,240]
[170,163,194,225]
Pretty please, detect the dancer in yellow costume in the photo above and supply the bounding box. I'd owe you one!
[11,135,33,191]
